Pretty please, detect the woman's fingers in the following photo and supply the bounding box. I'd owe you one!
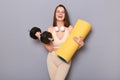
[73,37,83,44]
[73,36,85,48]
[73,37,79,43]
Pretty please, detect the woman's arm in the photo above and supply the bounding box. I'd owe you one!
[42,26,54,52]
[43,42,54,52]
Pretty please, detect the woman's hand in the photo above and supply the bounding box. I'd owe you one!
[73,37,85,49]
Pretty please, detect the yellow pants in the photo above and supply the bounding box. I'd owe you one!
[47,51,71,80]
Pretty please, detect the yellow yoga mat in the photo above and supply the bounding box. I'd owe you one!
[55,19,91,63]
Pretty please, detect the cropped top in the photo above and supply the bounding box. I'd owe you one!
[50,27,70,49]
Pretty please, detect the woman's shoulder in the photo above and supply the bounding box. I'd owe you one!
[67,25,73,32]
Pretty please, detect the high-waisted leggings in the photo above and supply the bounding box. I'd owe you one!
[47,51,71,80]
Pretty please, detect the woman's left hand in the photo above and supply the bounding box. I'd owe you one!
[73,36,85,49]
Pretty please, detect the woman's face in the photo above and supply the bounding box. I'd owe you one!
[55,7,65,21]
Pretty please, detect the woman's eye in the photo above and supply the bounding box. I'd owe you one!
[56,11,65,14]
[56,11,60,13]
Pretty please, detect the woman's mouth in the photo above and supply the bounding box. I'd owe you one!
[58,16,63,18]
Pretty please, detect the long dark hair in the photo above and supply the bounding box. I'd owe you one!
[53,4,71,27]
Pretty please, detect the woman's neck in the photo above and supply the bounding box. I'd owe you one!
[56,21,64,27]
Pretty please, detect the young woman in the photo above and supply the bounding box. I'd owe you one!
[45,4,84,80]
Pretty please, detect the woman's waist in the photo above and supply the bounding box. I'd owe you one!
[48,48,67,63]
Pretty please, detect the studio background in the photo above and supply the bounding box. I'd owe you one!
[0,0,120,80]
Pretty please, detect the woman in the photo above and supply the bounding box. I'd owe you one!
[45,4,84,80]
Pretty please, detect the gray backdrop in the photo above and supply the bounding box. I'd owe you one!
[0,0,120,80]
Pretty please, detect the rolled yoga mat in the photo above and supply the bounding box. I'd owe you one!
[55,19,91,63]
